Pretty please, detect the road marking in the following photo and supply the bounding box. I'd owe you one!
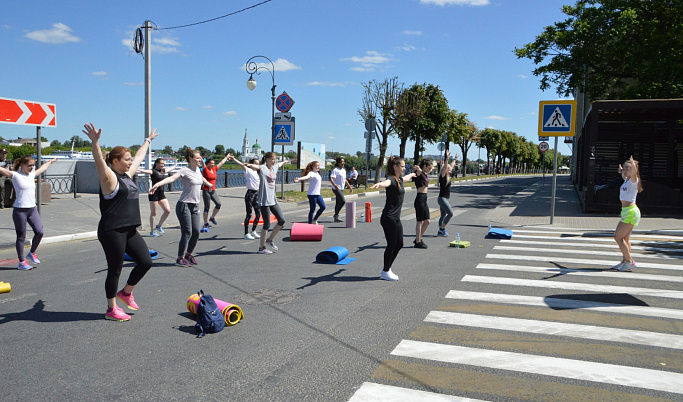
[445,290,683,320]
[493,245,683,261]
[0,292,37,303]
[476,262,683,283]
[485,253,683,271]
[462,275,683,299]
[391,340,683,394]
[348,382,485,402]
[511,234,683,246]
[501,238,683,253]
[424,310,683,350]
[512,229,683,241]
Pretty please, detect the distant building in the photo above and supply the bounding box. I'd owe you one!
[6,137,49,148]
[240,129,264,162]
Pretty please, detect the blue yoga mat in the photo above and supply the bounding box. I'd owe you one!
[486,228,513,239]
[124,250,159,261]
[315,246,356,265]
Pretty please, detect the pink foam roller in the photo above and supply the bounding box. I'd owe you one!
[290,222,324,241]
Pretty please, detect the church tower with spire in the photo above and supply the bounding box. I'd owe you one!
[241,128,249,159]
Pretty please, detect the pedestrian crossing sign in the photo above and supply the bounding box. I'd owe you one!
[538,100,577,137]
[274,121,295,146]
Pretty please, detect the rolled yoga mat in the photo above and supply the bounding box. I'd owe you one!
[290,222,324,241]
[346,201,356,228]
[124,250,159,261]
[0,281,11,294]
[486,228,514,239]
[187,294,244,326]
[315,246,356,265]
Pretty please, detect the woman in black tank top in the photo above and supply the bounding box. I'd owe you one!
[371,156,418,281]
[84,123,159,322]
[412,158,433,249]
[437,150,458,237]
[138,158,171,237]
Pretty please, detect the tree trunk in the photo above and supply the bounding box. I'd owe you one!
[375,134,388,182]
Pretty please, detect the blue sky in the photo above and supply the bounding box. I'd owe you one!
[2,0,574,161]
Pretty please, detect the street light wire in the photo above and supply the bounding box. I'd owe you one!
[155,0,275,30]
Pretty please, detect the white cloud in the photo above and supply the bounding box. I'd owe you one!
[223,111,237,117]
[124,82,143,86]
[483,115,511,120]
[402,30,422,35]
[244,58,301,73]
[421,0,490,6]
[175,107,188,111]
[342,51,395,72]
[3,25,11,30]
[92,71,107,76]
[202,105,213,109]
[397,44,418,52]
[307,81,345,87]
[517,74,528,79]
[120,29,181,54]
[25,23,82,44]
[327,134,336,140]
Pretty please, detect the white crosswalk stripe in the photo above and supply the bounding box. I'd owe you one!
[352,228,683,400]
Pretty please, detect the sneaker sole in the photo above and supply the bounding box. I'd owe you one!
[104,315,130,322]
[116,295,139,311]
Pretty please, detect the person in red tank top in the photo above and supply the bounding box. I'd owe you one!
[200,155,229,231]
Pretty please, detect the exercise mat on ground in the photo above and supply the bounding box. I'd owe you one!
[124,250,159,261]
[315,246,356,265]
[449,240,471,248]
[486,228,513,239]
[187,294,244,326]
[0,281,11,294]
[290,222,324,241]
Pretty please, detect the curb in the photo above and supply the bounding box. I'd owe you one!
[1,231,98,251]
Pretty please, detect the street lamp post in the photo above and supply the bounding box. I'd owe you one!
[246,55,286,198]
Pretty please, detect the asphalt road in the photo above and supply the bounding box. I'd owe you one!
[2,176,681,401]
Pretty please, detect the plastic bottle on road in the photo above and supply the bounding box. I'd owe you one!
[455,233,460,248]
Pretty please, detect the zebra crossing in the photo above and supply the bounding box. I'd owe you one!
[349,228,683,401]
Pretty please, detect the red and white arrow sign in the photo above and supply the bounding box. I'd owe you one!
[0,97,56,127]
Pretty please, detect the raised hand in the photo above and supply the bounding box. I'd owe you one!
[227,153,234,160]
[82,123,101,142]
[148,128,159,141]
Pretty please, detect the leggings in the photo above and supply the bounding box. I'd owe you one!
[332,187,346,215]
[259,204,285,231]
[437,197,454,228]
[13,207,44,262]
[380,214,403,272]
[307,194,326,223]
[98,224,153,299]
[202,189,221,212]
[244,189,261,234]
[176,202,200,257]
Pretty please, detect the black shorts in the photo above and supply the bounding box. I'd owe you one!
[414,193,430,221]
[148,191,166,202]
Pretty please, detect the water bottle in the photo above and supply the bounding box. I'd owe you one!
[488,224,492,230]
[360,213,365,223]
[455,233,460,248]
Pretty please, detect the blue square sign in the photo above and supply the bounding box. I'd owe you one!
[538,100,576,136]
[274,121,295,146]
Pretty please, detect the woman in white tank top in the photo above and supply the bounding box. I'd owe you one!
[295,161,325,224]
[612,156,643,272]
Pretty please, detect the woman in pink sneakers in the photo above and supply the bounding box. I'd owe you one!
[84,123,157,322]
[0,155,57,270]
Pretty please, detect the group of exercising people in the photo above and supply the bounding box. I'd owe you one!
[1,123,644,320]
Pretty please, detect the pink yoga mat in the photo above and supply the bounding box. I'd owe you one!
[290,222,324,241]
[187,294,244,326]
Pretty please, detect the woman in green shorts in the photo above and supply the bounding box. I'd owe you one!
[612,156,643,272]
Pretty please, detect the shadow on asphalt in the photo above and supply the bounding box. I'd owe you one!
[297,268,378,290]
[544,293,648,309]
[0,300,101,324]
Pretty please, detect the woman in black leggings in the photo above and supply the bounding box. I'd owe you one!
[84,122,158,322]
[371,156,418,281]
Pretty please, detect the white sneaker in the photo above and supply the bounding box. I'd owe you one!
[611,261,626,270]
[380,269,399,281]
[313,220,318,225]
[18,261,33,271]
[251,231,261,239]
[243,233,255,240]
[618,261,636,272]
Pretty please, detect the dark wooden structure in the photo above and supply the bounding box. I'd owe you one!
[575,99,683,214]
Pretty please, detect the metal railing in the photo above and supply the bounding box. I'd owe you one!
[44,174,77,198]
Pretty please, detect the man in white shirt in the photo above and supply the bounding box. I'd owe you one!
[329,157,353,222]
[348,166,358,187]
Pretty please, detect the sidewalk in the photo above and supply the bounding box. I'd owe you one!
[489,175,683,234]
[1,175,681,251]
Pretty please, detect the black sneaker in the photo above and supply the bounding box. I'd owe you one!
[333,215,343,223]
[414,241,428,249]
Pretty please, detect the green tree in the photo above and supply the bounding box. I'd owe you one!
[479,128,500,175]
[214,144,225,155]
[50,139,61,147]
[162,145,175,156]
[514,0,683,100]
[394,86,423,159]
[358,77,402,183]
[410,83,450,163]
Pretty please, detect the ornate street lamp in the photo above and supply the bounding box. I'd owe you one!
[245,55,276,153]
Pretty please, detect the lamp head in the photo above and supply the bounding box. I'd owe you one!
[246,74,257,91]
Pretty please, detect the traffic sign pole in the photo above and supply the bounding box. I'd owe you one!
[550,136,559,224]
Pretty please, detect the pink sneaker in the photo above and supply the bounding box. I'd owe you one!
[105,306,131,321]
[116,290,139,311]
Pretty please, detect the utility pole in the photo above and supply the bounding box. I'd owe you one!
[144,20,152,171]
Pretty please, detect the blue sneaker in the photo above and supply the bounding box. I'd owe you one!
[150,230,160,237]
[210,217,218,226]
[155,225,165,234]
[437,229,449,237]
